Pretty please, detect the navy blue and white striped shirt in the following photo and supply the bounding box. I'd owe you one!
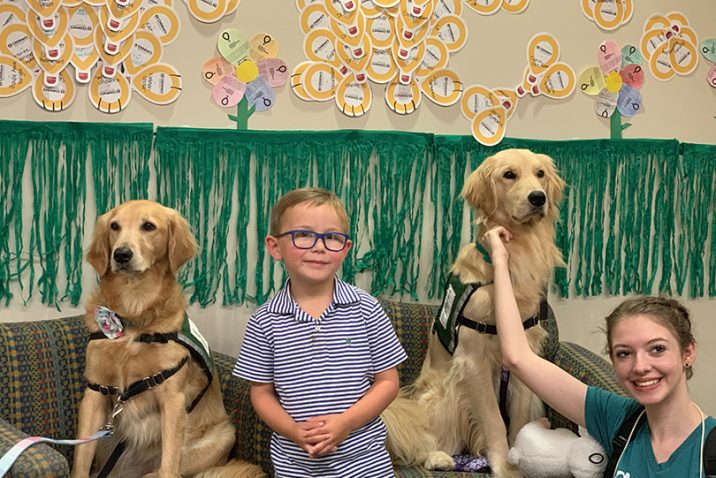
[233,277,407,477]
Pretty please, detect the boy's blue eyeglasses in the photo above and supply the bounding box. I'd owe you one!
[275,230,350,252]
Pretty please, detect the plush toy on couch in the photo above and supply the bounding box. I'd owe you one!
[507,418,607,478]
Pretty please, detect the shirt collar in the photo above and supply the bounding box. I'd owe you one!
[267,276,360,316]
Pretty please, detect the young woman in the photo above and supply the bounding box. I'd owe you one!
[482,226,715,477]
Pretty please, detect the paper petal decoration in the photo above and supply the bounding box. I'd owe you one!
[619,63,644,89]
[218,28,249,65]
[578,66,606,96]
[245,76,275,112]
[707,63,716,88]
[594,88,617,118]
[258,58,288,87]
[701,38,716,63]
[202,56,233,85]
[616,84,641,117]
[621,44,643,67]
[212,75,245,107]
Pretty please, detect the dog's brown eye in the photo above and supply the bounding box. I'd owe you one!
[536,169,545,178]
[503,171,516,180]
[141,222,156,231]
[110,222,120,231]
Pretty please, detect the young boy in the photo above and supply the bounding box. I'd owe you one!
[233,187,406,477]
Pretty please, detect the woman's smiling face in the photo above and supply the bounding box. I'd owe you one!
[610,314,694,406]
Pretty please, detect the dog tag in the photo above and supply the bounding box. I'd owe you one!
[95,306,124,339]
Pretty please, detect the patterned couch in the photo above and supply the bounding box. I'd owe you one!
[0,299,622,477]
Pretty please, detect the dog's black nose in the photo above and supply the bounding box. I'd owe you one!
[528,191,546,207]
[113,247,133,264]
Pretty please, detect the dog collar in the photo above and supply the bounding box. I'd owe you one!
[475,241,492,264]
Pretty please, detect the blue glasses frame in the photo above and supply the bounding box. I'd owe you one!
[275,229,350,252]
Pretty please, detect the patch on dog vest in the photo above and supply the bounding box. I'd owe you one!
[178,315,214,374]
[433,273,483,354]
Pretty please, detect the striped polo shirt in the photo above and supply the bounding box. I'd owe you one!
[233,277,407,477]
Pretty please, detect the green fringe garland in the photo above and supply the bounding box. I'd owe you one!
[0,125,28,305]
[88,123,153,215]
[680,144,716,298]
[0,120,714,308]
[155,127,251,306]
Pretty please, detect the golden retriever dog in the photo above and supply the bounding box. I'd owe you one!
[72,200,265,478]
[383,149,565,478]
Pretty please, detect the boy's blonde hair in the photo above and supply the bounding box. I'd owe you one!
[269,187,350,236]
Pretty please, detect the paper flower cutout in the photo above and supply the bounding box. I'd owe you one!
[579,40,645,120]
[700,38,716,88]
[0,1,183,113]
[462,33,575,146]
[203,29,288,128]
[639,11,699,81]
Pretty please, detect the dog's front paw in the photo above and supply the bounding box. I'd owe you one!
[142,472,180,478]
[423,451,454,470]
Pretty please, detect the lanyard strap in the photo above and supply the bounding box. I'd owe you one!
[0,429,112,476]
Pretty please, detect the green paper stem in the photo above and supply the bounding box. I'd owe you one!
[228,98,256,130]
[610,109,631,139]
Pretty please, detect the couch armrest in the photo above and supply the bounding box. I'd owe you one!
[0,316,88,464]
[214,351,273,474]
[546,341,624,431]
[0,416,69,478]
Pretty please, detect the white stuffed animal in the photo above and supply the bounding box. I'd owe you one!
[507,418,607,478]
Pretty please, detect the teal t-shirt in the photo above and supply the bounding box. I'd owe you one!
[585,386,716,477]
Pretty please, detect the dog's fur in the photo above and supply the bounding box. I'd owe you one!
[383,149,565,478]
[72,200,265,478]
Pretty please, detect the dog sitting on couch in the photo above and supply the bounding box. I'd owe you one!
[383,149,566,478]
[72,200,264,478]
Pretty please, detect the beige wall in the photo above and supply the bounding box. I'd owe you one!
[0,0,714,414]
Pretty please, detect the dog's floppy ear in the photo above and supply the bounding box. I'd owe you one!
[87,211,111,276]
[539,154,566,220]
[461,156,497,218]
[168,210,197,273]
